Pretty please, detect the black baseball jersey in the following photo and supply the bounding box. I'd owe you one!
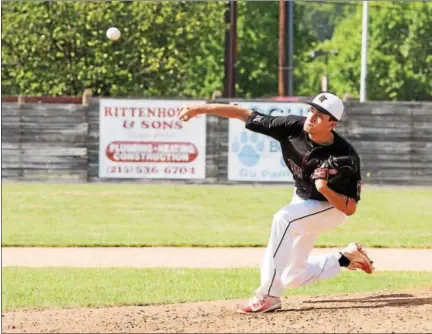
[245,111,362,202]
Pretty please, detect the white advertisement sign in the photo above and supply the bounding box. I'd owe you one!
[99,99,206,179]
[228,101,310,182]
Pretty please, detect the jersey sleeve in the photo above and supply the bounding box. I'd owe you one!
[245,111,304,141]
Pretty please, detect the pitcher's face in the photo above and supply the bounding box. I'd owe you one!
[304,107,337,135]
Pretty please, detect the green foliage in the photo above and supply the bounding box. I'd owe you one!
[1,1,430,100]
[366,2,432,101]
[235,1,280,98]
[236,2,317,98]
[298,1,356,42]
[1,1,226,98]
[1,1,317,99]
[297,2,432,101]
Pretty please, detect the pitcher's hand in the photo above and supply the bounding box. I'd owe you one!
[179,105,202,122]
[314,178,329,192]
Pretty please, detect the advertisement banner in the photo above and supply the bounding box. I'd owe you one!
[228,101,310,182]
[99,99,206,179]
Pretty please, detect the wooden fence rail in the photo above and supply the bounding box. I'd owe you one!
[2,103,89,181]
[2,100,431,185]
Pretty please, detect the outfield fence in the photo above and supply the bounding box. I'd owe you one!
[2,99,432,185]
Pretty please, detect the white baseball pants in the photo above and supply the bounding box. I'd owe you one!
[256,190,347,297]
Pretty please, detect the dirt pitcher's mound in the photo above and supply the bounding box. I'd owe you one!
[3,289,431,333]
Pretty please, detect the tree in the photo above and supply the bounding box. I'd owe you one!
[235,1,317,98]
[298,1,356,42]
[295,2,432,101]
[1,1,318,99]
[5,2,428,101]
[1,1,226,98]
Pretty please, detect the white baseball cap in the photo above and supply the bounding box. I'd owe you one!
[306,92,344,121]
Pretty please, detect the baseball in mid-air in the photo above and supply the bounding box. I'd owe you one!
[106,27,121,41]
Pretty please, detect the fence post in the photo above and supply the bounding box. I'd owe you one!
[17,97,24,178]
[82,88,93,106]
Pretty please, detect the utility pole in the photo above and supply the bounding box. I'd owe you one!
[278,0,294,97]
[360,0,368,102]
[286,0,294,96]
[224,0,237,98]
[278,0,286,97]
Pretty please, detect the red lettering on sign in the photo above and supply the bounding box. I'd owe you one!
[106,141,198,163]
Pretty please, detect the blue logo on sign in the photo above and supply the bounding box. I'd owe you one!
[232,131,265,167]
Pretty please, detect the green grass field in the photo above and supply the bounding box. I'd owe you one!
[3,267,432,311]
[3,183,431,248]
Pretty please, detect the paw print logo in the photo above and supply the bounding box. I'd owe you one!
[232,131,265,167]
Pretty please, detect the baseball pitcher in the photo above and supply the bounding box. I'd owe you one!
[179,93,374,314]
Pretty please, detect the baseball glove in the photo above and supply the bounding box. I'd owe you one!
[302,147,331,181]
[311,155,358,190]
